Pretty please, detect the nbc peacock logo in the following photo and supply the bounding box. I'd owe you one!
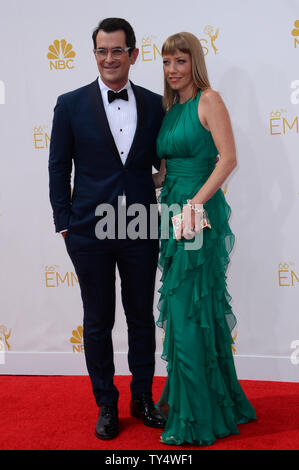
[70,326,84,353]
[47,39,76,70]
[291,20,299,48]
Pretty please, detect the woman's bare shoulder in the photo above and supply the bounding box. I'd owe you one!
[200,88,223,105]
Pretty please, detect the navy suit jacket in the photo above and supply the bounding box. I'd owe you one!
[49,79,164,248]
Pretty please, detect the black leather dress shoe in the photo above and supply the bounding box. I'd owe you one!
[130,393,166,428]
[95,404,119,440]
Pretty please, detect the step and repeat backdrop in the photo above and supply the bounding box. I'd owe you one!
[0,0,299,380]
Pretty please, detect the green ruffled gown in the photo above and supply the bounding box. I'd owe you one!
[156,91,257,446]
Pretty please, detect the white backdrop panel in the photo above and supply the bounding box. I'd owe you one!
[0,0,299,380]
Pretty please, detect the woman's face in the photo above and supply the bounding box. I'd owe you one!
[162,49,193,95]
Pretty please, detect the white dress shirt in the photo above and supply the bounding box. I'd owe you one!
[98,76,137,165]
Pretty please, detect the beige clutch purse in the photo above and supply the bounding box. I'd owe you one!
[171,209,211,239]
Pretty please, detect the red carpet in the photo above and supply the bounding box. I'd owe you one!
[0,375,299,450]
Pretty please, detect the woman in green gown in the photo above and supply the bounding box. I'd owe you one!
[153,32,257,446]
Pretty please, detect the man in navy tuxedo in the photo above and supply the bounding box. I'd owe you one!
[49,18,166,439]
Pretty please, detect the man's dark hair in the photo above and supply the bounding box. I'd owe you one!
[92,18,136,55]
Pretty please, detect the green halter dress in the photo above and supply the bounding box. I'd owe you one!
[156,91,257,446]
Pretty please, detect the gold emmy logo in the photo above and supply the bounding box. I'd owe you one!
[203,25,219,55]
[199,25,219,56]
[141,26,219,62]
[47,39,76,70]
[291,20,299,48]
[231,329,237,354]
[33,126,50,149]
[141,36,161,62]
[269,110,298,135]
[0,325,11,350]
[45,265,78,288]
[278,262,299,287]
[222,184,228,195]
[70,326,84,353]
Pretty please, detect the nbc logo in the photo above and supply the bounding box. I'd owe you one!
[0,80,5,104]
[70,326,84,353]
[47,39,76,70]
[291,20,299,48]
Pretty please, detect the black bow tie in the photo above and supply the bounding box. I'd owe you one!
[107,89,128,104]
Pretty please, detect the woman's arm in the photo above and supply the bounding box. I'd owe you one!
[152,158,167,188]
[179,90,237,240]
[191,89,237,205]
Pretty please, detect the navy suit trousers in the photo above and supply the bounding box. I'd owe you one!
[66,237,159,406]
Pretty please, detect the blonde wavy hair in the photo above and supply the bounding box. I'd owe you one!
[162,32,211,111]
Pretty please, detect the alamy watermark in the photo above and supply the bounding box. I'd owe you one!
[94,196,203,250]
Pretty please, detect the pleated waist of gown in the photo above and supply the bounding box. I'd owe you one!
[165,156,215,178]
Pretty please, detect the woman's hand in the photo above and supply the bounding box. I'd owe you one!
[152,158,166,188]
[175,203,204,240]
[152,171,165,188]
[182,204,195,239]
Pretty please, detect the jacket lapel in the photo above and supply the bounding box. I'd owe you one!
[87,79,147,168]
[124,81,147,167]
[88,79,123,166]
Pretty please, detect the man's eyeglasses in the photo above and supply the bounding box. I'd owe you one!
[93,47,132,59]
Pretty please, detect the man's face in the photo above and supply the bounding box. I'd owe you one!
[94,29,139,91]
